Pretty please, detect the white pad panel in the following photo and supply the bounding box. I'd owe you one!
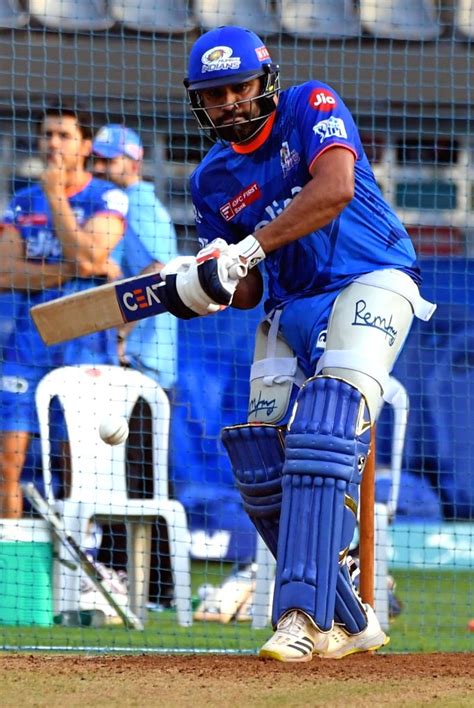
[316,271,427,420]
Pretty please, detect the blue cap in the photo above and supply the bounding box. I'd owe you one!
[186,26,273,91]
[92,124,144,161]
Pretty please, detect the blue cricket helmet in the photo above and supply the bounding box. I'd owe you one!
[186,26,275,90]
[184,26,280,144]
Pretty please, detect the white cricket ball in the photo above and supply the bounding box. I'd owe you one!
[98,415,129,446]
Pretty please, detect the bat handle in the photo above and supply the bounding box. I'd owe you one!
[228,263,248,279]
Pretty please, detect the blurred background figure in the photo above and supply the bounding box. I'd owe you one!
[92,124,179,609]
[0,102,127,519]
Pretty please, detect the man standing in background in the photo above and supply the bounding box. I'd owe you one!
[0,101,128,518]
[92,124,179,608]
[92,124,178,390]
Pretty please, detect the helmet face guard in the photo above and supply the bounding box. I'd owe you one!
[184,63,280,145]
[184,26,280,145]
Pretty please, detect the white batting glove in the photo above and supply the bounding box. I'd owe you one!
[159,236,266,320]
[197,235,266,276]
[159,257,223,318]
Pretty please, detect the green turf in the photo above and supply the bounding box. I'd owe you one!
[0,564,473,653]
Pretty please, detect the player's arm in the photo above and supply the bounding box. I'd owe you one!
[71,213,125,278]
[253,146,355,253]
[159,147,354,317]
[46,195,125,278]
[0,225,75,292]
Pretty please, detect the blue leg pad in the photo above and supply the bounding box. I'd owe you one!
[221,424,284,557]
[273,376,371,630]
[335,559,368,633]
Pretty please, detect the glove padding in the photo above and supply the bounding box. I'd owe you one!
[159,236,265,320]
[158,256,224,319]
[194,234,266,305]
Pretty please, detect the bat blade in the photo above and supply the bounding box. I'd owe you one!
[30,271,167,345]
[21,482,144,630]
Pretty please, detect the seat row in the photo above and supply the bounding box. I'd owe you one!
[2,1,474,41]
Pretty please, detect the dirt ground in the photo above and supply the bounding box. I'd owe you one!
[0,653,473,707]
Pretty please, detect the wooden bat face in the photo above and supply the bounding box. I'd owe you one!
[30,271,167,345]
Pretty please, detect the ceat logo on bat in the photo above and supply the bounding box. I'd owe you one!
[115,273,165,322]
[309,88,337,111]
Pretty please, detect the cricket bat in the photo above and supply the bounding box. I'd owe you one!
[21,482,144,631]
[30,271,167,345]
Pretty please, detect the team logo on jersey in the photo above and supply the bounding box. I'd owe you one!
[309,89,337,111]
[201,46,241,73]
[313,116,348,144]
[220,182,261,222]
[103,189,129,217]
[280,141,300,177]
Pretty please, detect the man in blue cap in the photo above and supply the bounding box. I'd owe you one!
[92,124,178,609]
[92,124,178,390]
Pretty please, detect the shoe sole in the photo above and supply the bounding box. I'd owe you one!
[321,634,390,660]
[259,648,314,663]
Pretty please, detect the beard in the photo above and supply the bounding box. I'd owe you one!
[213,112,269,144]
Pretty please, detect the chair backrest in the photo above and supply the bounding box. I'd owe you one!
[359,0,441,40]
[29,0,114,31]
[0,0,28,28]
[110,0,196,33]
[279,0,361,38]
[36,365,170,504]
[194,0,279,34]
[455,0,474,39]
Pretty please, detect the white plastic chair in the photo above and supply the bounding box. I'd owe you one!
[0,0,28,28]
[279,0,361,39]
[359,0,441,40]
[29,0,114,31]
[455,0,474,39]
[251,375,409,629]
[35,364,192,626]
[194,0,280,34]
[110,0,196,33]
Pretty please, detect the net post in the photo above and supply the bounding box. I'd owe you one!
[359,425,375,606]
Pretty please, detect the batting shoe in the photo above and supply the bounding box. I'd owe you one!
[321,604,389,659]
[259,610,331,662]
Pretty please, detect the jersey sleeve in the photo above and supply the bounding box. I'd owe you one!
[291,82,361,171]
[93,185,129,221]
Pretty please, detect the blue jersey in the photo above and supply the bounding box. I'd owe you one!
[1,175,128,366]
[190,81,420,312]
[120,180,178,389]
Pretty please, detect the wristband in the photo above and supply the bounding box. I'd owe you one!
[237,234,266,270]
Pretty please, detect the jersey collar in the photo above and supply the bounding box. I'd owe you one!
[65,173,92,198]
[231,113,276,154]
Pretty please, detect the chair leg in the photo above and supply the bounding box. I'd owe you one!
[252,535,275,629]
[374,502,390,632]
[126,520,152,624]
[54,504,87,615]
[165,507,193,626]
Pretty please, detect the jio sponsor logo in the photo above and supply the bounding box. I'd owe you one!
[309,88,337,111]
